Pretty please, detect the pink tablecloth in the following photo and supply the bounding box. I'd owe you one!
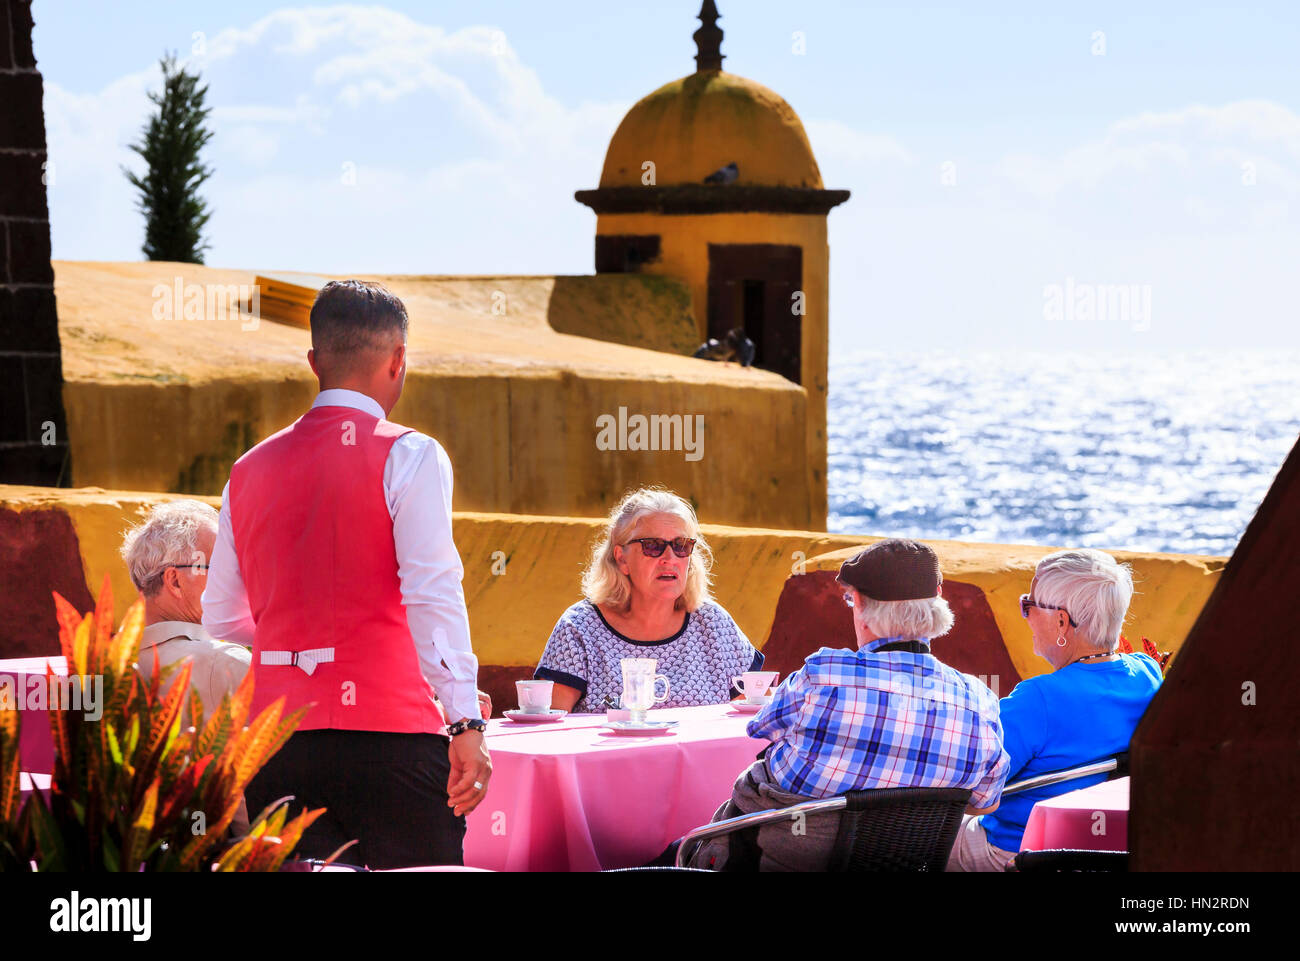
[2,657,767,871]
[465,703,767,871]
[0,656,66,774]
[20,771,51,802]
[1019,776,1129,852]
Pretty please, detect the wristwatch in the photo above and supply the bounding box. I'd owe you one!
[448,717,487,737]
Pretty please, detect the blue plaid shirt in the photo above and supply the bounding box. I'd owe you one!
[747,638,1010,807]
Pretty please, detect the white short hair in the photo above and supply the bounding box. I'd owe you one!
[120,500,218,598]
[1033,549,1134,652]
[856,595,955,640]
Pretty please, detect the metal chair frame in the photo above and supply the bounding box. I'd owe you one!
[675,752,1129,870]
[1001,751,1128,796]
[675,788,969,871]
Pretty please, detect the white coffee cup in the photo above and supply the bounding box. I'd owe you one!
[732,671,779,703]
[516,679,554,714]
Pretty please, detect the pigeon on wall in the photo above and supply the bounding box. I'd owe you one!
[693,327,756,366]
[704,162,739,185]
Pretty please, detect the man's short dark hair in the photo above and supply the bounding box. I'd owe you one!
[310,280,409,376]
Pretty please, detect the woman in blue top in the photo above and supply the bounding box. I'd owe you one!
[947,548,1162,871]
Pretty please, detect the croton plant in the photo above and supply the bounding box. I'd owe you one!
[0,576,328,871]
[1117,635,1173,672]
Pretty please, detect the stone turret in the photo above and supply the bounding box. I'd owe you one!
[576,2,849,528]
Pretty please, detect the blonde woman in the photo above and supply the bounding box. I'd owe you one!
[534,487,762,713]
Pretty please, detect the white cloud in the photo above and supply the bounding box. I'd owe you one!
[824,100,1300,352]
[995,100,1300,203]
[44,5,628,273]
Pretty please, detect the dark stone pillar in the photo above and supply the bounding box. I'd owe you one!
[0,0,69,486]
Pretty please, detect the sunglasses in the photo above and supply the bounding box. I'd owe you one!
[1019,593,1078,628]
[625,537,696,558]
[155,563,210,578]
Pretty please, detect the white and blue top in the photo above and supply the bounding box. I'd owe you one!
[534,599,763,714]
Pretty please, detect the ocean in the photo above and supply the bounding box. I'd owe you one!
[826,351,1300,557]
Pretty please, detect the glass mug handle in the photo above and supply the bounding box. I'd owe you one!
[653,674,671,704]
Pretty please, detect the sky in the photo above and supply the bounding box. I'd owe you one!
[32,1,1300,354]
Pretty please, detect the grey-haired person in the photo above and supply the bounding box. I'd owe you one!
[122,498,253,834]
[684,539,1008,871]
[947,548,1161,871]
[121,499,252,724]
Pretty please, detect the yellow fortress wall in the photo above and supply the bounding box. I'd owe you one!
[55,261,817,529]
[1,484,1224,683]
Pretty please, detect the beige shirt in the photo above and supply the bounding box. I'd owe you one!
[139,620,252,725]
[139,620,252,835]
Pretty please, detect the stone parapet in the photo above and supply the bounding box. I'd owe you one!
[0,483,1224,715]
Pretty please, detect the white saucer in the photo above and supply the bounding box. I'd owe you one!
[602,720,679,735]
[504,709,568,723]
[729,699,770,714]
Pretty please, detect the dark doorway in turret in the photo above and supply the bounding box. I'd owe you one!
[706,243,802,384]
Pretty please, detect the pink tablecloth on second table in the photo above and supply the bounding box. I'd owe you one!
[1019,776,1129,852]
[464,703,768,872]
[0,655,66,774]
[20,771,51,802]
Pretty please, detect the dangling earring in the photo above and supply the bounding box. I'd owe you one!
[1056,634,1067,647]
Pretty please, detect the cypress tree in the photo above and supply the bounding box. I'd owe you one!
[123,53,214,263]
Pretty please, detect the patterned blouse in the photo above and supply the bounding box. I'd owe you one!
[534,599,763,713]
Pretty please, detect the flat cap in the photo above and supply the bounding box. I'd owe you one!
[837,538,941,601]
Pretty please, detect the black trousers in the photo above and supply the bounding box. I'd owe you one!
[246,729,466,870]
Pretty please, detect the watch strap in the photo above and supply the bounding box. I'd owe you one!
[448,717,487,737]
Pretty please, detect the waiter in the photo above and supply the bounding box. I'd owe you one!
[202,279,490,868]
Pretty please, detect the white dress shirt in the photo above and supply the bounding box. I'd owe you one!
[201,388,481,723]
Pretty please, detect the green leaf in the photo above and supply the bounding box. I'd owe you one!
[106,721,124,767]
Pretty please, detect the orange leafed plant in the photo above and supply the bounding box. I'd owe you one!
[0,575,326,871]
[1117,635,1172,673]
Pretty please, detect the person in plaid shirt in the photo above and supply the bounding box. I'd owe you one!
[684,538,1008,871]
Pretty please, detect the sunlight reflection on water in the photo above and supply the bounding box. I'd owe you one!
[827,351,1300,555]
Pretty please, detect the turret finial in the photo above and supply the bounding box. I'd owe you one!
[694,1,724,72]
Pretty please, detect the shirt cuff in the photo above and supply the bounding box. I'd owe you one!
[441,681,482,725]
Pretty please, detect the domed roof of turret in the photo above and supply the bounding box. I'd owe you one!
[598,70,823,189]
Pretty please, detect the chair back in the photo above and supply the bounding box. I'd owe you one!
[1009,849,1129,873]
[828,787,971,871]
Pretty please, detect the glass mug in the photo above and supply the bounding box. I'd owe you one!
[620,657,670,724]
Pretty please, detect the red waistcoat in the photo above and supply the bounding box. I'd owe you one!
[229,404,446,735]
